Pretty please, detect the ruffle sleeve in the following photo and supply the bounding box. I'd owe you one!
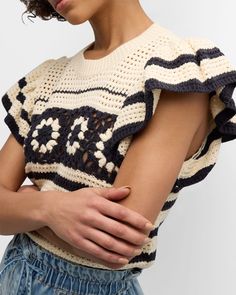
[110,36,236,192]
[144,37,236,143]
[1,58,57,146]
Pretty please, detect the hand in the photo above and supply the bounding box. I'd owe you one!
[18,185,127,268]
[46,187,154,266]
[35,226,137,269]
[18,184,154,268]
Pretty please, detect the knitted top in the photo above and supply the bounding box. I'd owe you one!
[2,22,236,271]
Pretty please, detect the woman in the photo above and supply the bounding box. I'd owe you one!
[1,0,236,294]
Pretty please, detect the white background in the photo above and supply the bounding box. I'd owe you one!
[1,1,236,294]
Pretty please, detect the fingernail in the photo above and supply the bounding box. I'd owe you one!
[119,185,131,190]
[145,222,155,230]
[144,237,152,244]
[134,249,142,256]
[118,258,129,264]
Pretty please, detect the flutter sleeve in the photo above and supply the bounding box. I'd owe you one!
[110,36,236,192]
[144,37,236,191]
[1,58,56,146]
[144,37,236,143]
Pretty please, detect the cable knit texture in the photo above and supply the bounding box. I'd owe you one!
[2,22,236,270]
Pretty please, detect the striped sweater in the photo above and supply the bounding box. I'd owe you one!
[1,22,236,270]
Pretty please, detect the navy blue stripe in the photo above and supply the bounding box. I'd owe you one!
[149,227,159,239]
[35,97,49,104]
[18,77,27,89]
[26,171,89,191]
[194,128,220,160]
[161,198,177,211]
[129,250,156,263]
[178,164,215,188]
[1,93,11,112]
[171,163,216,192]
[21,109,31,126]
[214,83,236,142]
[109,91,154,148]
[16,92,26,104]
[4,114,25,145]
[2,91,31,142]
[109,117,147,149]
[144,47,224,69]
[144,71,236,93]
[1,86,27,146]
[123,91,145,106]
[52,86,127,97]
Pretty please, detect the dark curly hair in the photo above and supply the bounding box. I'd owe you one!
[20,0,66,22]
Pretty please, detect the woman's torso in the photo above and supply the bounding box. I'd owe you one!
[34,109,212,256]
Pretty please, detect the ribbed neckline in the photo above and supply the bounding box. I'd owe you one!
[72,21,163,74]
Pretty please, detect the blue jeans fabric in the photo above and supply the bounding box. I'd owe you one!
[0,233,144,295]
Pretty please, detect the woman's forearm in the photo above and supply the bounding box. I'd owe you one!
[0,184,50,235]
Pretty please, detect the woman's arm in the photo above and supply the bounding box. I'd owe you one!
[0,134,49,234]
[0,134,152,269]
[17,89,209,269]
[112,89,210,224]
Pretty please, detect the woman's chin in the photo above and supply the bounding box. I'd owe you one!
[60,12,87,25]
[67,18,84,25]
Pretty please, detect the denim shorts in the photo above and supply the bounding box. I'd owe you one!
[0,233,144,295]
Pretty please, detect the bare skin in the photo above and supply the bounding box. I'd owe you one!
[47,0,155,50]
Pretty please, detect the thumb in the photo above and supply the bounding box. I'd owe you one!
[96,186,131,200]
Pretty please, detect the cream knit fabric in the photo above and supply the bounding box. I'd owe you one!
[2,22,236,270]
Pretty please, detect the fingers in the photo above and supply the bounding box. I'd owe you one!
[95,197,154,232]
[73,237,130,265]
[91,186,129,201]
[84,226,142,259]
[100,186,131,201]
[87,211,151,246]
[69,245,127,270]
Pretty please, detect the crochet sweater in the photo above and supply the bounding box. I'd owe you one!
[2,22,236,271]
